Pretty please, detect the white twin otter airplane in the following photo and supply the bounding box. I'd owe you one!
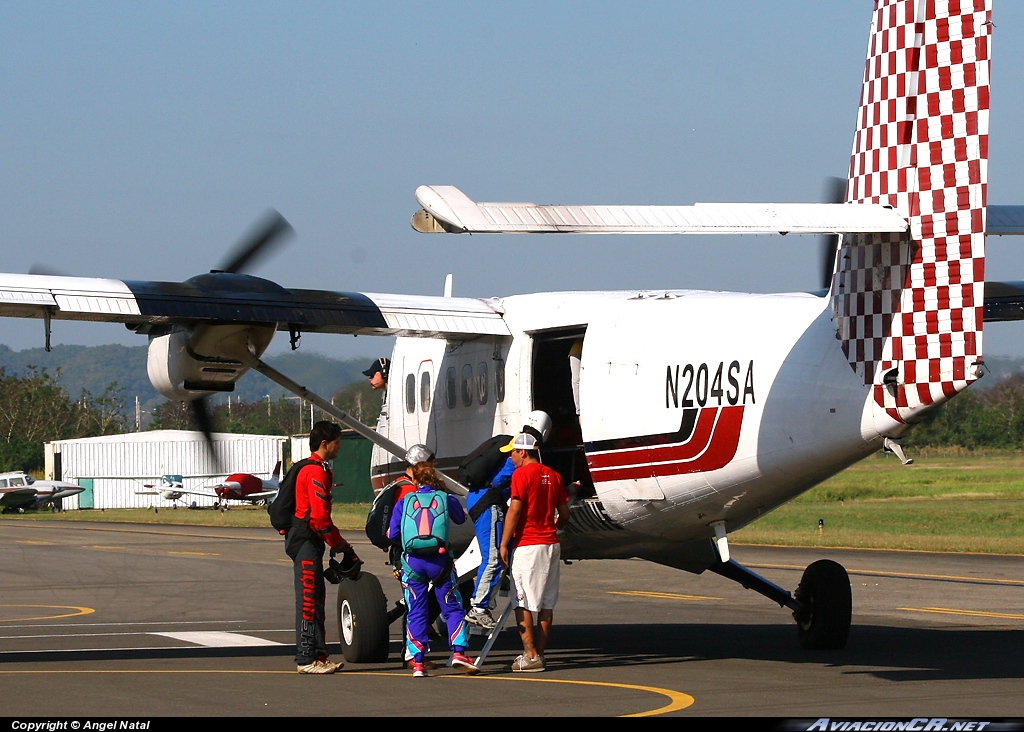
[1,0,1020,657]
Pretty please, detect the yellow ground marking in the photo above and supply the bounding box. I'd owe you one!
[168,551,220,556]
[59,525,281,542]
[0,605,95,622]
[898,606,1024,620]
[609,590,723,602]
[0,669,694,717]
[441,673,694,717]
[85,545,126,551]
[15,540,55,545]
[734,542,1024,559]
[748,562,1024,587]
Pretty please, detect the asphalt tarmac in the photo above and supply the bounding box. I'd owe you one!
[0,519,1022,718]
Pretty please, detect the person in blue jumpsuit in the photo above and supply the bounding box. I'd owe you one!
[465,410,552,630]
[465,456,515,630]
[388,462,477,677]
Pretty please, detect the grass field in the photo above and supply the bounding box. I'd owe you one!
[731,450,1024,554]
[3,450,1022,553]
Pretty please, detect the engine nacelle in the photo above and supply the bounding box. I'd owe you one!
[147,324,276,401]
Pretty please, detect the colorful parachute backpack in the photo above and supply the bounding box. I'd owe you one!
[400,489,449,557]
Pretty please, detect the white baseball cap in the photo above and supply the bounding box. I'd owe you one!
[500,432,539,453]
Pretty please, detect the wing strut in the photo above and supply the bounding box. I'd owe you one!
[226,348,468,496]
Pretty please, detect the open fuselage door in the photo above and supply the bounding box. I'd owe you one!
[577,318,667,502]
[529,327,593,497]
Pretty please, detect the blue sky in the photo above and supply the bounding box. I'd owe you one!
[2,2,1024,359]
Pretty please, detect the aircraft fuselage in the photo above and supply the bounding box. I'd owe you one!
[370,288,907,572]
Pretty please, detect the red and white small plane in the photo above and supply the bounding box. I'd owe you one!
[0,0,1018,659]
[134,464,281,508]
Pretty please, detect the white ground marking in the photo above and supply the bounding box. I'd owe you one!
[152,631,285,647]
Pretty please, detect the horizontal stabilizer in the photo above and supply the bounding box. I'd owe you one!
[412,185,909,235]
[984,281,1024,322]
[987,206,1024,235]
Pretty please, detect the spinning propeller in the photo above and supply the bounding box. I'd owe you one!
[189,211,294,459]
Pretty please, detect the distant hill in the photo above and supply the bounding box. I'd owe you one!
[0,344,370,418]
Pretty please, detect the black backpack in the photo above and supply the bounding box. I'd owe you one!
[457,434,512,490]
[365,476,414,550]
[268,458,317,534]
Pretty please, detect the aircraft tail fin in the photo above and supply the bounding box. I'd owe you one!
[832,0,991,424]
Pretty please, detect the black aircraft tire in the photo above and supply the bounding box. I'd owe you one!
[337,572,390,663]
[794,559,852,650]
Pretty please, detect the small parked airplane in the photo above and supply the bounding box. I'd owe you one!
[0,0,1018,663]
[134,463,282,507]
[0,471,84,512]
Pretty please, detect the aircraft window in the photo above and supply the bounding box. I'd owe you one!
[495,358,505,403]
[477,362,489,404]
[0,479,7,487]
[461,364,473,407]
[420,371,431,412]
[405,373,416,414]
[445,367,457,409]
[10,477,25,486]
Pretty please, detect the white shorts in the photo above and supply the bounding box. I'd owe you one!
[510,543,561,613]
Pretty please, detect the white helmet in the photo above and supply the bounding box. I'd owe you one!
[523,410,552,442]
[404,444,435,465]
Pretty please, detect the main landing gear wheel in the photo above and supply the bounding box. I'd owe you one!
[337,571,390,663]
[793,559,852,650]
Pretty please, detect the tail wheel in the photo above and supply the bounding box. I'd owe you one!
[793,559,852,650]
[337,571,390,663]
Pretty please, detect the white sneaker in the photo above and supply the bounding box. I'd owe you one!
[466,607,497,630]
[511,653,545,672]
[297,659,341,674]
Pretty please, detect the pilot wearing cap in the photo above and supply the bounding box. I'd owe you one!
[363,357,390,391]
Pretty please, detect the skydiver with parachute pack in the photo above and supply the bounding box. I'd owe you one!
[387,457,478,677]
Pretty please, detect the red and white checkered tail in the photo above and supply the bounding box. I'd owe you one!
[832,0,991,424]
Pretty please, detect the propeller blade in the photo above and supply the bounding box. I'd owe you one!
[818,176,847,291]
[216,210,294,275]
[189,398,219,467]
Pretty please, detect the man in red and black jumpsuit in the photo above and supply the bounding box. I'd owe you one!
[288,420,359,674]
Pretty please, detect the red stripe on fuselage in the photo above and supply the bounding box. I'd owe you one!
[586,405,744,482]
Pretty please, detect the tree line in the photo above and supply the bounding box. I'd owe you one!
[7,360,1024,473]
[0,367,382,473]
[148,381,382,434]
[903,374,1024,450]
[0,367,127,472]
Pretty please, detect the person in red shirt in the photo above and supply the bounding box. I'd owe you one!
[288,420,359,675]
[499,432,570,673]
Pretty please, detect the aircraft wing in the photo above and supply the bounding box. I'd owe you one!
[244,490,278,501]
[0,274,509,339]
[411,185,910,235]
[171,486,223,500]
[0,488,38,507]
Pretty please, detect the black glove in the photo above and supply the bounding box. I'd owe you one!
[337,547,362,576]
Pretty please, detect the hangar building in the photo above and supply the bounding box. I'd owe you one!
[44,430,286,509]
